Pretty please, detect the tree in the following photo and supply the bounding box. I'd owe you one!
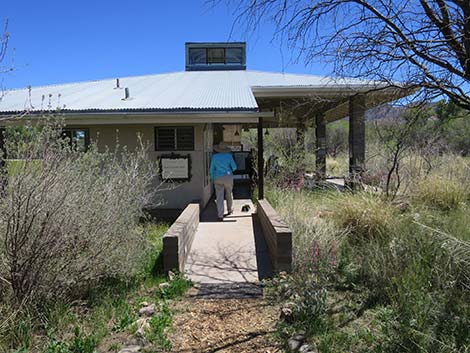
[436,100,470,155]
[222,0,470,109]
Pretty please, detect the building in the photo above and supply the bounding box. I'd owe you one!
[0,42,410,214]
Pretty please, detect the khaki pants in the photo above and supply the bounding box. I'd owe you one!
[214,175,234,218]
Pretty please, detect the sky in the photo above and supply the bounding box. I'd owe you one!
[1,0,333,90]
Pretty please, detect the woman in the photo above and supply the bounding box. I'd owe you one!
[210,142,237,220]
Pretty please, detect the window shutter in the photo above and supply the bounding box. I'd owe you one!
[156,127,194,151]
[176,127,194,150]
[156,127,176,151]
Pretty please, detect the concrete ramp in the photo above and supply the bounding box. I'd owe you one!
[185,199,273,287]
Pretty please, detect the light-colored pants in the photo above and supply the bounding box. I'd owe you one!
[214,174,234,218]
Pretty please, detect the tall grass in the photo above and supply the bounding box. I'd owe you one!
[267,183,470,352]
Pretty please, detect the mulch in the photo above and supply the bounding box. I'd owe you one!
[169,296,281,353]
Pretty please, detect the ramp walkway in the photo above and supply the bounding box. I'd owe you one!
[185,196,273,291]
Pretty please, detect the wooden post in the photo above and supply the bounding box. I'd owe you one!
[349,94,366,182]
[315,114,327,179]
[257,117,264,200]
[296,117,306,147]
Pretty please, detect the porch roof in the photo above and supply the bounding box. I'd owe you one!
[0,70,407,121]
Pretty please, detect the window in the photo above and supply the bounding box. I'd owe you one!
[189,48,206,65]
[155,127,194,151]
[207,48,225,64]
[62,128,89,152]
[186,43,246,70]
[225,47,243,65]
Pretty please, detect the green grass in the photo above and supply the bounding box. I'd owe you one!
[1,222,192,353]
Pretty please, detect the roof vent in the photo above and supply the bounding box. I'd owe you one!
[121,87,130,100]
[185,42,246,71]
[114,78,121,89]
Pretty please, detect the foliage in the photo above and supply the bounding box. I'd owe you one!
[326,120,348,157]
[0,121,159,305]
[145,303,173,350]
[0,223,192,352]
[329,193,398,239]
[227,0,470,108]
[413,174,467,211]
[267,181,470,352]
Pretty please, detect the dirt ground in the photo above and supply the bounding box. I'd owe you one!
[169,296,282,353]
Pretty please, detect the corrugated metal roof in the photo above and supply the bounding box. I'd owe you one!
[0,70,384,114]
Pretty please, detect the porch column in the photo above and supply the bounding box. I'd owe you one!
[296,117,306,147]
[349,94,366,180]
[315,114,327,179]
[257,117,264,200]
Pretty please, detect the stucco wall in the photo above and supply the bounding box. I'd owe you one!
[79,123,212,210]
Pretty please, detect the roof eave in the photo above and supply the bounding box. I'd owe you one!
[251,84,406,98]
[0,110,273,125]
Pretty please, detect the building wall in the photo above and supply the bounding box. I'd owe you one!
[80,123,213,210]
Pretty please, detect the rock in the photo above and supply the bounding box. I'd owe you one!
[168,270,175,281]
[139,301,149,307]
[118,345,141,353]
[139,304,156,317]
[280,306,293,322]
[135,317,151,337]
[299,343,316,353]
[159,282,170,291]
[280,302,296,323]
[127,337,148,348]
[288,334,305,352]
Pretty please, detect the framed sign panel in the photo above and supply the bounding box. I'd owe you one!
[160,154,191,182]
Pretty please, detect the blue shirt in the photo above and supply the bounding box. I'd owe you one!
[210,152,237,180]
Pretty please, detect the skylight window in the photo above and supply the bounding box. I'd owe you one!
[186,42,246,71]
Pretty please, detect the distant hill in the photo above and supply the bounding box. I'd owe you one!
[365,104,406,121]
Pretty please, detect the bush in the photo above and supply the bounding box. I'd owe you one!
[0,121,158,305]
[330,193,398,239]
[267,183,470,352]
[413,174,467,210]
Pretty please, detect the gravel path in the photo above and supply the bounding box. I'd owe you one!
[169,296,281,353]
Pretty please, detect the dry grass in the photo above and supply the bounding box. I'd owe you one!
[413,174,467,210]
[328,193,398,239]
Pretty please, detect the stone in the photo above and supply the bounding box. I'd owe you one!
[168,270,175,281]
[280,302,296,323]
[118,345,141,353]
[299,343,315,353]
[135,317,151,337]
[139,304,156,317]
[287,334,305,352]
[127,337,148,347]
[280,306,293,322]
[159,282,170,290]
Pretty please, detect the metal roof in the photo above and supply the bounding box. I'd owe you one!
[0,70,388,114]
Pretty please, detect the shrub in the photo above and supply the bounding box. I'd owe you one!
[413,175,467,211]
[267,272,328,335]
[330,193,398,239]
[0,121,159,305]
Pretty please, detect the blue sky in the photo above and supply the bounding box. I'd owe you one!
[1,0,332,90]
